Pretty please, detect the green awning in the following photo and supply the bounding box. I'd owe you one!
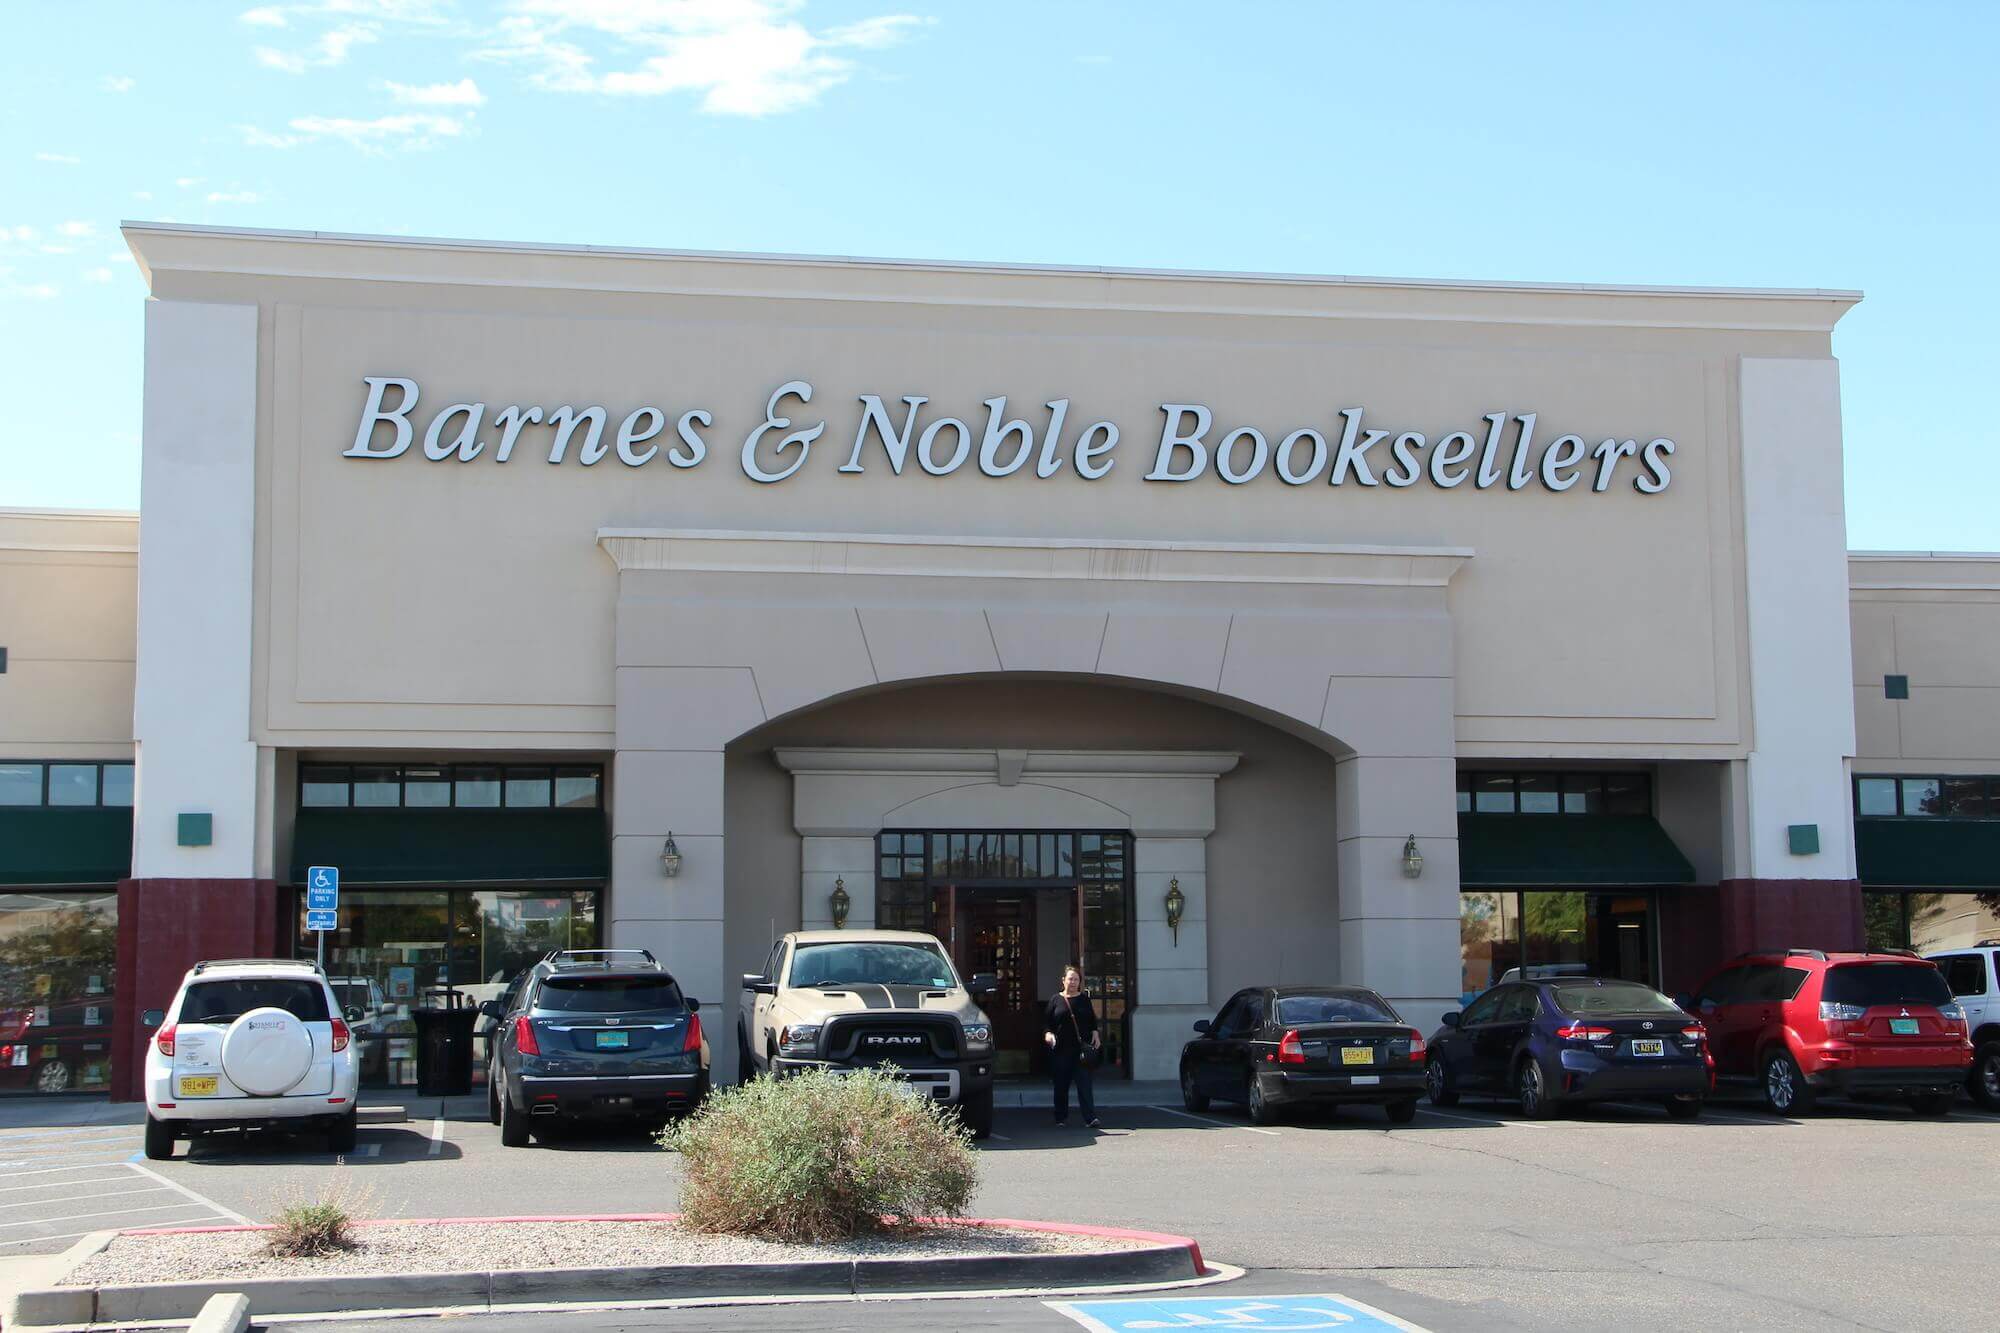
[0,808,133,885]
[289,809,608,886]
[1856,819,2000,888]
[1457,814,1695,887]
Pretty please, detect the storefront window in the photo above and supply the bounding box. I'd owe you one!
[302,888,601,1088]
[100,764,134,807]
[351,766,400,807]
[1459,889,1655,1005]
[47,766,98,806]
[1864,891,2000,953]
[454,767,501,808]
[1857,777,1899,817]
[0,892,117,1095]
[0,765,41,805]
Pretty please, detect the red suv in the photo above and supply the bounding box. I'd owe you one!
[1688,950,1971,1114]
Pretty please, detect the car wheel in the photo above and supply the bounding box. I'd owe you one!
[487,1070,502,1126]
[327,1110,358,1154]
[497,1072,531,1147]
[1180,1065,1210,1113]
[1516,1056,1556,1119]
[1971,1042,2000,1110]
[1385,1098,1419,1125]
[1245,1074,1279,1126]
[1762,1050,1815,1115]
[1664,1095,1703,1120]
[1424,1057,1459,1107]
[35,1060,71,1094]
[961,1088,994,1140]
[1908,1092,1955,1116]
[143,1115,175,1161]
[737,1026,758,1086]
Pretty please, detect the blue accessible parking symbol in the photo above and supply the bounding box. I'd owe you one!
[1048,1293,1429,1332]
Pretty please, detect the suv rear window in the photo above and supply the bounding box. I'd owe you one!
[180,978,329,1024]
[1553,983,1682,1016]
[1821,963,1952,1008]
[534,976,684,1013]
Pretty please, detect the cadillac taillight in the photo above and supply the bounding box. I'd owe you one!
[683,1012,703,1053]
[514,1015,541,1056]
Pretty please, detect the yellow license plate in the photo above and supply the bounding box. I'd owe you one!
[1341,1047,1373,1066]
[176,1075,218,1097]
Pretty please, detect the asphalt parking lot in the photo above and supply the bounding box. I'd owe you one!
[4,1088,1997,1331]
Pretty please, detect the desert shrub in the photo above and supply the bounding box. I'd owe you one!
[661,1066,977,1241]
[264,1181,372,1258]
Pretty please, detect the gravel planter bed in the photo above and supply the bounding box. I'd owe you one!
[64,1218,1146,1288]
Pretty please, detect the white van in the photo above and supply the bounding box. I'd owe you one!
[142,959,361,1160]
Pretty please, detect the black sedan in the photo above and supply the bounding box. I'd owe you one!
[1425,976,1711,1119]
[1180,986,1428,1125]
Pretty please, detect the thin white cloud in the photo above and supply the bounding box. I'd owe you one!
[35,152,81,165]
[206,190,265,204]
[101,75,137,93]
[84,267,114,283]
[58,220,96,238]
[260,110,469,152]
[240,125,308,149]
[0,279,59,301]
[257,23,379,73]
[107,250,135,263]
[240,5,289,25]
[0,225,37,245]
[175,176,204,188]
[133,190,154,201]
[386,77,485,106]
[476,2,932,117]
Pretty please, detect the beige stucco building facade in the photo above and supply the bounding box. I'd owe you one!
[4,224,1994,1099]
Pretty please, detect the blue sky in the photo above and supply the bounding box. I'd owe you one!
[3,1,1995,550]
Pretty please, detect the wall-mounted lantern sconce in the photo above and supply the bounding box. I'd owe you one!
[659,832,682,878]
[1164,876,1186,945]
[830,876,851,929]
[1401,834,1424,879]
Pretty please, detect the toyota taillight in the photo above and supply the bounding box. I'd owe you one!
[1555,1023,1613,1042]
[683,1012,703,1053]
[1680,1025,1707,1044]
[155,1025,176,1057]
[1407,1030,1427,1062]
[1277,1030,1308,1064]
[330,1018,350,1053]
[514,1015,541,1056]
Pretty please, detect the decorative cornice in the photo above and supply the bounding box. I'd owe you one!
[774,748,1242,778]
[598,528,1470,589]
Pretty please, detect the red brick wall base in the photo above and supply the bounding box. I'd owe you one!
[110,878,291,1102]
[1658,878,1864,997]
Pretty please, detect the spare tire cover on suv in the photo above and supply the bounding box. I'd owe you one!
[221,1007,314,1095]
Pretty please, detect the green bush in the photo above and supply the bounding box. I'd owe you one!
[661,1067,978,1241]
[264,1190,364,1258]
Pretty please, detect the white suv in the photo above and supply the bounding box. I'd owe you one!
[1923,942,2000,1109]
[142,959,361,1160]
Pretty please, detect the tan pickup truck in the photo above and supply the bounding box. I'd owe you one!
[738,929,998,1137]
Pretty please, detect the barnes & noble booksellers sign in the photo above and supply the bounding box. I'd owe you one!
[344,376,1677,494]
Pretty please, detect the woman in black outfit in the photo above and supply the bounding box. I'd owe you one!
[1043,964,1101,1128]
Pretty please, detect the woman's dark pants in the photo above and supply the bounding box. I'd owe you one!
[1050,1048,1096,1122]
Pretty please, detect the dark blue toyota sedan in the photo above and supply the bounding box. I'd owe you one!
[1425,976,1712,1119]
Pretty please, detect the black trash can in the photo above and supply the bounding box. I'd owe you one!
[412,991,476,1096]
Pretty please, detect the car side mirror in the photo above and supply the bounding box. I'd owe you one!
[743,974,777,995]
[969,972,999,997]
[477,1000,501,1020]
[1192,1019,1211,1034]
[1440,1011,1461,1028]
[686,996,700,1013]
[141,1009,164,1028]
[345,1007,365,1025]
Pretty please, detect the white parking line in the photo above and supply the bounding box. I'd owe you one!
[124,1161,253,1226]
[0,1200,216,1230]
[0,1172,128,1195]
[1412,1107,1548,1129]
[1147,1104,1283,1136]
[427,1117,446,1155]
[0,1216,216,1248]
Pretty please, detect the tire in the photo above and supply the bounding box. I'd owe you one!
[1971,1041,2000,1110]
[487,1070,502,1126]
[1385,1098,1419,1125]
[1245,1073,1279,1126]
[327,1109,358,1153]
[1908,1092,1955,1116]
[1515,1056,1557,1119]
[35,1060,72,1094]
[961,1088,994,1140]
[143,1115,175,1161]
[1664,1095,1703,1121]
[497,1072,530,1147]
[1762,1049,1815,1115]
[737,1026,758,1086]
[1424,1057,1459,1107]
[1180,1064,1210,1113]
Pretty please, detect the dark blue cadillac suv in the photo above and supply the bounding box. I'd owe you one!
[1425,975,1712,1119]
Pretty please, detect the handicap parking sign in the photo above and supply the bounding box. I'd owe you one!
[1049,1293,1429,1332]
[306,866,339,911]
[305,908,338,932]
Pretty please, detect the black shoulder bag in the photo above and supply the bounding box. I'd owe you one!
[1063,994,1101,1069]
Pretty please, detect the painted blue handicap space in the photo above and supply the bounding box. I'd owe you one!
[1048,1292,1427,1332]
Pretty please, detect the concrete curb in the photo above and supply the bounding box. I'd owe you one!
[5,1218,1202,1328]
